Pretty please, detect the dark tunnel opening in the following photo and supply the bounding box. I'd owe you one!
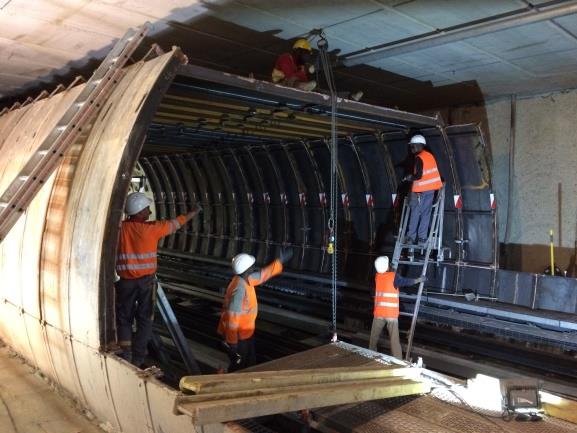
[110,63,500,383]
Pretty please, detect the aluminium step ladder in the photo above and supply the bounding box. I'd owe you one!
[391,185,445,361]
[0,23,151,242]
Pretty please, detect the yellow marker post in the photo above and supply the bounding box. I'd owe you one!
[549,229,555,276]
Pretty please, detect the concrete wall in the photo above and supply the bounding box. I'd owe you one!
[0,52,200,433]
[440,89,577,274]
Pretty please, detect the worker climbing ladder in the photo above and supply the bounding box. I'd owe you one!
[0,23,150,242]
[391,185,446,361]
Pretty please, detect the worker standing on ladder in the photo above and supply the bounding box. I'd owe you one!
[219,249,292,372]
[403,134,443,245]
[369,256,423,359]
[115,192,202,368]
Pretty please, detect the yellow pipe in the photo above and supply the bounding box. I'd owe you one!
[550,229,555,275]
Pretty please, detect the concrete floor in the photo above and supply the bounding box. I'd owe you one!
[0,341,103,433]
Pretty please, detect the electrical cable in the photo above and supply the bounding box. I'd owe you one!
[422,370,510,432]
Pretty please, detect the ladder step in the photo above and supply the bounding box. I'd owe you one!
[399,243,426,249]
[0,23,150,243]
[397,260,427,266]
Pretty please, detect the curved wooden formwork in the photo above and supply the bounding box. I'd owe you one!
[0,50,198,433]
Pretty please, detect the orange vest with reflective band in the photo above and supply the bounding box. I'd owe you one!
[412,150,442,193]
[116,215,186,279]
[373,272,399,319]
[218,260,283,344]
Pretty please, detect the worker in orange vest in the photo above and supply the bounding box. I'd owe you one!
[115,192,202,367]
[403,134,443,245]
[369,256,423,359]
[218,248,293,371]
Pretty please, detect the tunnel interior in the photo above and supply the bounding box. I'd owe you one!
[112,63,501,379]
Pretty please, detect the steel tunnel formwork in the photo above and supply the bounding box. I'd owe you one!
[1,45,577,433]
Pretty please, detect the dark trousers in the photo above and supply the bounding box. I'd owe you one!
[229,337,256,372]
[115,274,156,366]
[407,190,435,242]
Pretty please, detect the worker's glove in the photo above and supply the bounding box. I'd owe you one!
[416,276,427,284]
[402,175,412,182]
[191,203,203,214]
[308,64,316,74]
[279,247,294,264]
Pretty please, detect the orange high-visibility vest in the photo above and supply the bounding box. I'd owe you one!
[412,150,442,193]
[116,215,186,279]
[218,260,283,344]
[373,272,399,319]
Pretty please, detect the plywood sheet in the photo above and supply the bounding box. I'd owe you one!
[72,342,120,431]
[67,54,174,348]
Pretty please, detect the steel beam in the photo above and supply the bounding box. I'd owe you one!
[342,1,577,66]
[175,64,439,128]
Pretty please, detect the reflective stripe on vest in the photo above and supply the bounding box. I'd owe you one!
[117,252,157,260]
[375,292,398,298]
[413,150,442,192]
[116,262,156,271]
[376,301,399,308]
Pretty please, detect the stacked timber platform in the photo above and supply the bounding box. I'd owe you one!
[176,347,428,428]
[176,342,577,433]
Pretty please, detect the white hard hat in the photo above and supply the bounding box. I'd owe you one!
[374,256,389,273]
[232,253,256,275]
[125,192,152,215]
[409,134,426,146]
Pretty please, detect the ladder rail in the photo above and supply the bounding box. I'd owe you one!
[391,195,410,270]
[404,185,445,361]
[156,281,201,375]
[0,23,150,242]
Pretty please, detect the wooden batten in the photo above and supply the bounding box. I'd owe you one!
[177,377,430,425]
[180,365,417,394]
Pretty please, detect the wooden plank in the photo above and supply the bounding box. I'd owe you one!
[543,397,577,425]
[180,365,417,394]
[178,378,430,425]
[178,375,414,404]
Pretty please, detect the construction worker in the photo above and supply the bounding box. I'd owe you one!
[115,192,202,368]
[272,38,317,91]
[403,134,443,245]
[272,38,364,101]
[218,249,293,372]
[369,256,423,359]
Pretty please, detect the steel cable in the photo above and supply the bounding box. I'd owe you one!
[317,34,339,339]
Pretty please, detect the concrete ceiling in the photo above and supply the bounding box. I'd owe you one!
[2,0,577,111]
